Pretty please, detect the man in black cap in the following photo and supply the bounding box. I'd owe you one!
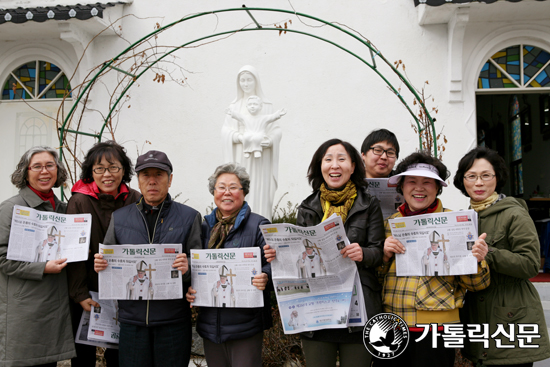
[95,150,202,367]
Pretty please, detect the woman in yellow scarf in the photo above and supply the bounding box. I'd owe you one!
[266,138,385,367]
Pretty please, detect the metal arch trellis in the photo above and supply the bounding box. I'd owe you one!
[59,6,437,198]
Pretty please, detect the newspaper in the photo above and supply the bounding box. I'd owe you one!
[388,210,479,276]
[98,243,183,300]
[88,291,120,344]
[75,308,118,349]
[7,205,91,263]
[366,178,404,220]
[260,215,367,334]
[190,247,263,308]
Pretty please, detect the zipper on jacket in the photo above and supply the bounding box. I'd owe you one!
[137,200,165,326]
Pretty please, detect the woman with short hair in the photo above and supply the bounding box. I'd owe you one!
[186,163,272,367]
[454,146,550,366]
[66,140,141,367]
[0,146,75,366]
[265,138,385,367]
[377,151,490,367]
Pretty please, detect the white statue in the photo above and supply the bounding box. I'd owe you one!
[221,65,283,220]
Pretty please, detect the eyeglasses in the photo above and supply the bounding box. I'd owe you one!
[28,163,57,172]
[93,166,122,174]
[215,186,243,194]
[464,173,495,182]
[369,146,397,158]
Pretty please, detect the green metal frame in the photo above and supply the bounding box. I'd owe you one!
[59,6,436,198]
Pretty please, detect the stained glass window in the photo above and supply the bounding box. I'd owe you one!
[2,60,72,100]
[477,44,550,90]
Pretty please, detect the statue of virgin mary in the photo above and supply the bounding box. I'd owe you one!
[221,65,282,220]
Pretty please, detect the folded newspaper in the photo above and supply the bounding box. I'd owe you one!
[8,205,91,263]
[260,215,367,334]
[190,247,263,308]
[388,210,479,276]
[75,291,119,349]
[88,291,120,345]
[98,243,183,300]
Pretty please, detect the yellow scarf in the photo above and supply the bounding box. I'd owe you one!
[470,191,499,212]
[320,181,357,223]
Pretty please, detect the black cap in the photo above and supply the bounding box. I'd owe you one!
[135,150,173,173]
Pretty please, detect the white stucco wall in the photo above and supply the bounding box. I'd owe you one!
[1,0,549,215]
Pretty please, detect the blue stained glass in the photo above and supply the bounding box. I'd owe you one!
[9,90,14,99]
[29,69,36,78]
[536,71,549,83]
[509,74,520,80]
[481,63,489,71]
[536,53,550,64]
[482,79,489,88]
[525,46,534,52]
[509,61,520,65]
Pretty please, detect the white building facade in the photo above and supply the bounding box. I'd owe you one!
[1,0,549,214]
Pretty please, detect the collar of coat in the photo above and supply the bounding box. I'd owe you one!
[71,179,130,201]
[136,193,173,213]
[205,202,250,230]
[299,185,372,223]
[19,186,61,211]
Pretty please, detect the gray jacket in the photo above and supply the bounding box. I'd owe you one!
[0,187,75,366]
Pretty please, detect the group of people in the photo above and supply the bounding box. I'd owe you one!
[0,128,548,367]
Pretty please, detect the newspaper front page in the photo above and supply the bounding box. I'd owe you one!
[260,215,367,334]
[190,247,263,308]
[88,291,120,344]
[388,210,479,276]
[366,178,404,220]
[98,243,183,300]
[7,205,91,263]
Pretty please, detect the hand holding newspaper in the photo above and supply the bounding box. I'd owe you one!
[8,205,91,263]
[260,215,367,334]
[190,247,263,308]
[98,243,183,300]
[388,210,479,276]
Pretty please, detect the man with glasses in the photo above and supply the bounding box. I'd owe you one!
[95,150,202,367]
[360,129,400,178]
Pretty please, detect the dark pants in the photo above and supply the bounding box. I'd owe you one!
[70,301,119,367]
[301,338,373,367]
[373,331,455,367]
[203,332,263,367]
[118,321,191,367]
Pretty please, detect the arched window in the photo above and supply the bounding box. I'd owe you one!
[1,60,72,100]
[477,44,550,90]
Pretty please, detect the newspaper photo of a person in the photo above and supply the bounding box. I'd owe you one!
[422,230,449,276]
[297,239,326,278]
[35,225,62,262]
[212,265,236,307]
[126,260,154,300]
[288,310,307,330]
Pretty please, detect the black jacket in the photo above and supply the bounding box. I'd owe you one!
[196,203,273,343]
[297,186,385,341]
[103,194,202,326]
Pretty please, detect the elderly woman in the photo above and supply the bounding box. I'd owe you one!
[265,138,385,367]
[454,147,550,366]
[376,151,491,367]
[0,146,75,366]
[67,141,141,367]
[186,163,272,367]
